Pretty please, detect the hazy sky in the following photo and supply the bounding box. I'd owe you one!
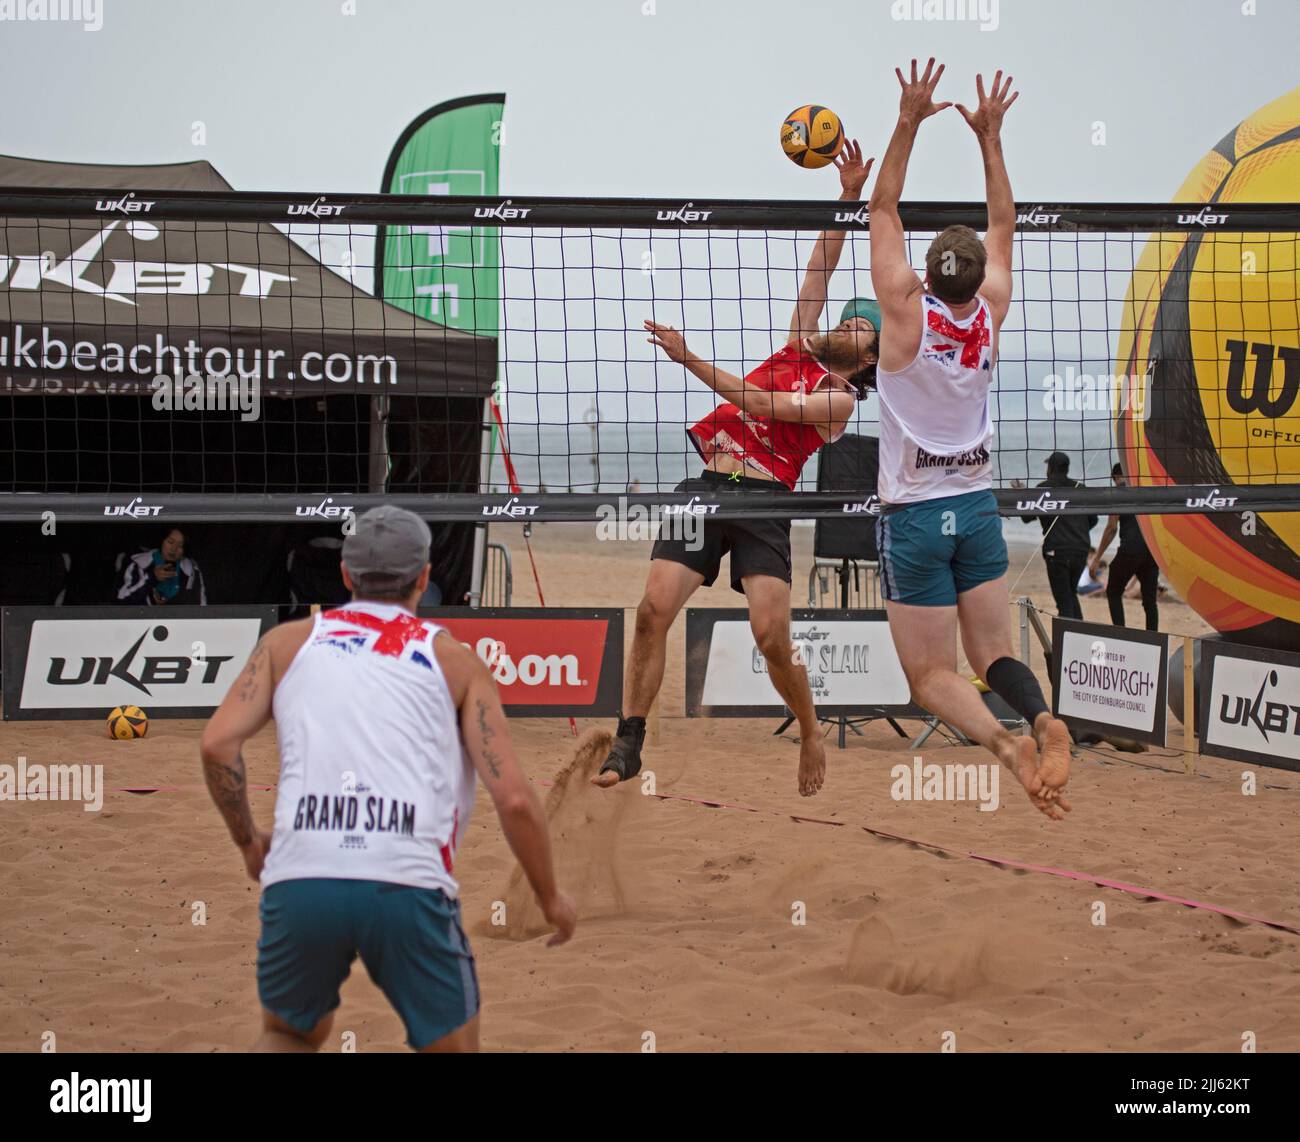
[4,0,1295,490]
[2,0,1296,201]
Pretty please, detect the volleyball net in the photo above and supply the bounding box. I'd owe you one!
[1,189,1298,522]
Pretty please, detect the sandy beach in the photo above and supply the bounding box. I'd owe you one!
[2,522,1297,1053]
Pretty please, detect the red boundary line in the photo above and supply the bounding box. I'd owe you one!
[545,781,1300,937]
[103,778,1300,936]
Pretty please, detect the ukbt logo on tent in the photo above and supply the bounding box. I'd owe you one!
[0,219,295,306]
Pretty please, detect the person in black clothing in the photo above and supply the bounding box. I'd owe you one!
[1016,451,1097,620]
[1090,463,1160,630]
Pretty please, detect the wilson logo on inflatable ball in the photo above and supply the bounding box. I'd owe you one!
[1116,86,1300,650]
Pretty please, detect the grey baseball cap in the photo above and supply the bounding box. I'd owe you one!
[341,505,431,579]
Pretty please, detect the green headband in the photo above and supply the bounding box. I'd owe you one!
[840,297,882,337]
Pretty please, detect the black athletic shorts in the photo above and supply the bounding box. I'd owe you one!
[650,471,792,594]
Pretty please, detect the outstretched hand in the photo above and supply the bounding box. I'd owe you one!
[895,57,952,124]
[645,320,688,364]
[834,138,874,198]
[956,71,1018,140]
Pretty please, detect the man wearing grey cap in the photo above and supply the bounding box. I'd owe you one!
[201,504,575,1052]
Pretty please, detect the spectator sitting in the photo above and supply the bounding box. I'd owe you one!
[1127,578,1171,602]
[1077,548,1106,596]
[117,527,207,606]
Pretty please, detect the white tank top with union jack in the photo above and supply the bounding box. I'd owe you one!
[261,601,475,896]
[876,293,996,506]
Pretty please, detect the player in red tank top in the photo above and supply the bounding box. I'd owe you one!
[596,140,881,798]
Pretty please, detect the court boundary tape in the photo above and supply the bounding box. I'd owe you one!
[105,779,1300,937]
[603,784,1300,937]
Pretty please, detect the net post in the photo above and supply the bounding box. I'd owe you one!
[1183,635,1198,776]
[367,396,389,492]
[467,395,497,609]
[467,526,488,608]
[1017,596,1031,665]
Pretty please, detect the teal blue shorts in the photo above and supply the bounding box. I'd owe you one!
[258,878,479,1050]
[876,489,1008,607]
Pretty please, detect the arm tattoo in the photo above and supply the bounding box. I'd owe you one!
[203,752,255,847]
[236,638,269,702]
[475,697,503,780]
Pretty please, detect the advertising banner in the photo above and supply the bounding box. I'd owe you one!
[3,606,276,719]
[685,608,919,718]
[1050,618,1169,745]
[420,607,622,717]
[1198,640,1300,772]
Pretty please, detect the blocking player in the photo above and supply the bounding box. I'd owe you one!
[868,60,1072,818]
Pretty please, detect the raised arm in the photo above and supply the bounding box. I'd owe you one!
[869,59,952,351]
[788,140,874,343]
[646,320,856,429]
[956,71,1019,327]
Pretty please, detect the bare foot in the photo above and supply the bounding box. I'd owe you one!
[797,735,825,797]
[1010,734,1042,798]
[1004,735,1068,821]
[591,769,620,788]
[1036,716,1072,804]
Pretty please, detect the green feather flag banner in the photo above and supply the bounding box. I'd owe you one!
[374,93,506,479]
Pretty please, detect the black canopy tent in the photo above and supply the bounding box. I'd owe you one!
[0,155,496,607]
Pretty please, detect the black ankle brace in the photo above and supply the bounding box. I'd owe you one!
[985,657,1050,725]
[616,714,647,741]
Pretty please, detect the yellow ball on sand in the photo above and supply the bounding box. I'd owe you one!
[781,105,844,169]
[107,705,149,739]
